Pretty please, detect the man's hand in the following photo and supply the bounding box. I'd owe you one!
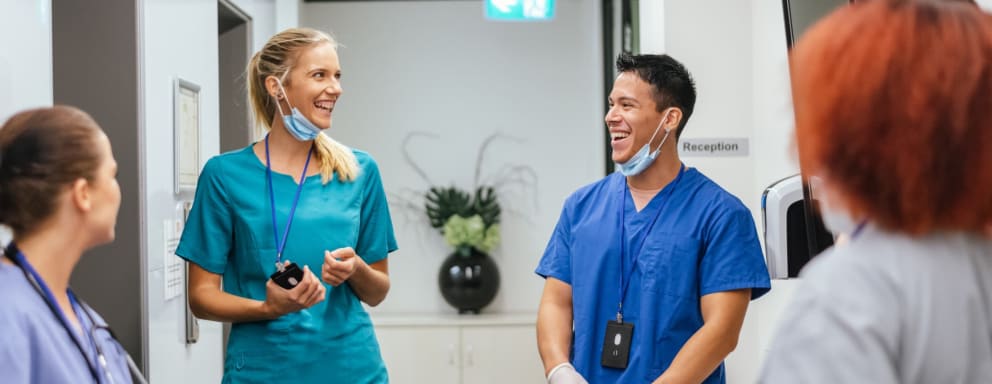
[547,363,588,384]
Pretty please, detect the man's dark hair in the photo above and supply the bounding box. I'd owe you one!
[616,52,697,139]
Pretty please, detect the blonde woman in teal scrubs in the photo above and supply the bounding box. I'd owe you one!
[176,28,397,384]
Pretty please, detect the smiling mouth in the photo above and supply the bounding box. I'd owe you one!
[314,101,334,112]
[610,132,630,142]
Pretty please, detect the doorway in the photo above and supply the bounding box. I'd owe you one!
[219,0,253,153]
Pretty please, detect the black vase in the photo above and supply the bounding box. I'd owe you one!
[438,248,500,314]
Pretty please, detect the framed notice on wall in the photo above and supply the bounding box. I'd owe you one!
[174,78,201,194]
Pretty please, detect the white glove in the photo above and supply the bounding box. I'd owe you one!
[547,362,589,384]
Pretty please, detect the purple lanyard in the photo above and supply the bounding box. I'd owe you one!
[616,164,686,322]
[265,134,314,264]
[4,243,104,382]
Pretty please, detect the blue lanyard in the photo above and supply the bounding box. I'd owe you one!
[850,220,869,239]
[265,134,313,264]
[4,243,106,382]
[616,164,686,322]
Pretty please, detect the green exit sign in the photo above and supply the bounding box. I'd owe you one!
[485,0,555,21]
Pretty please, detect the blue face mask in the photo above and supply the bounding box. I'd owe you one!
[275,78,326,141]
[615,110,673,176]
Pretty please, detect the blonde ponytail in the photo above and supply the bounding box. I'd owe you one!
[246,27,359,184]
[314,132,358,182]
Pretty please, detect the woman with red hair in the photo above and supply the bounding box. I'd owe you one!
[760,1,992,383]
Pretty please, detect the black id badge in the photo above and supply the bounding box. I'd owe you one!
[601,320,634,369]
[270,262,304,290]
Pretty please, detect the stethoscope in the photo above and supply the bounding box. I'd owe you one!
[2,243,148,384]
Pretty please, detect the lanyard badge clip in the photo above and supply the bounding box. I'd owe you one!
[270,260,303,289]
[264,134,312,290]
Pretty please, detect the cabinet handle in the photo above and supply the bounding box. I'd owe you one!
[448,343,456,365]
[466,344,474,367]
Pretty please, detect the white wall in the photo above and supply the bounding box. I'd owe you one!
[275,0,299,33]
[751,0,798,201]
[0,0,52,245]
[300,0,604,315]
[230,0,276,53]
[639,0,665,53]
[0,0,52,122]
[141,0,224,382]
[229,0,301,53]
[664,0,756,213]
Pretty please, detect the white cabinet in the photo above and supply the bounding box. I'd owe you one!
[376,326,461,384]
[461,326,545,384]
[374,313,545,384]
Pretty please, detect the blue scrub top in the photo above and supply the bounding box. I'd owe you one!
[176,145,397,384]
[536,168,770,383]
[0,264,133,384]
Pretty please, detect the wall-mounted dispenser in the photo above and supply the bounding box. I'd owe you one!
[761,175,835,278]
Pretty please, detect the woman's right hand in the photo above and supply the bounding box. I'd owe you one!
[262,265,326,318]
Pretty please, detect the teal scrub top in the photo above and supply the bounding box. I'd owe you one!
[176,145,398,384]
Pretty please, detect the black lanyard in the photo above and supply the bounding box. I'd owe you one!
[265,134,314,266]
[616,164,686,322]
[3,243,106,382]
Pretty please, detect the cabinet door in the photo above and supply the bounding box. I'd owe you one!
[461,325,545,384]
[376,326,461,384]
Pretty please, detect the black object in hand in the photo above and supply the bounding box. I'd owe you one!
[270,262,304,289]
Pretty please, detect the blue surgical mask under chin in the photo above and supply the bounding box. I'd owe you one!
[615,112,672,177]
[275,79,326,141]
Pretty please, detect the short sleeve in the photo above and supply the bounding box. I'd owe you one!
[758,252,901,384]
[0,311,30,382]
[355,157,397,265]
[535,202,573,284]
[699,206,771,299]
[175,157,234,274]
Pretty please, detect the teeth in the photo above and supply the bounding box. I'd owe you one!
[315,101,334,111]
[611,132,629,140]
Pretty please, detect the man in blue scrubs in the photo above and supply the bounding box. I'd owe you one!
[536,53,770,384]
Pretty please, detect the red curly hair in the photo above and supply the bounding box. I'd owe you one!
[791,0,992,235]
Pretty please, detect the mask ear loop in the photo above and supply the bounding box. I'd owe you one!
[272,73,294,117]
[647,109,674,156]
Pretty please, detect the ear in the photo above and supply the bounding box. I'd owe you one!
[264,75,284,100]
[665,108,684,132]
[70,178,93,213]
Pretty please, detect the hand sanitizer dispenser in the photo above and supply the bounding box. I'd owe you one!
[762,175,834,279]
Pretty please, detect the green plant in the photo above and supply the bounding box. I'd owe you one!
[426,186,501,256]
[389,132,535,258]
